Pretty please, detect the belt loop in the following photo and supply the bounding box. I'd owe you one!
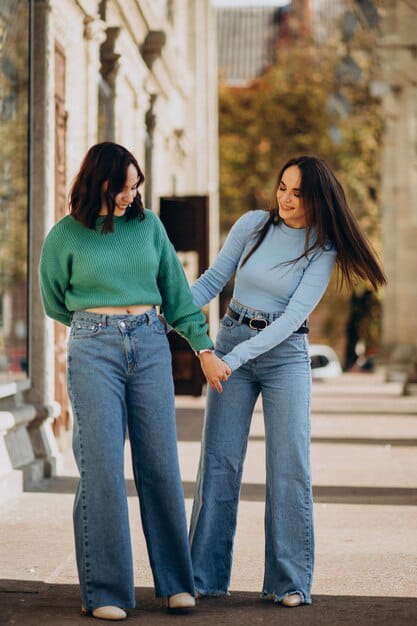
[237,303,247,324]
[238,307,246,324]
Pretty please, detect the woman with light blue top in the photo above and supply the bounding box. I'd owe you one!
[190,156,386,608]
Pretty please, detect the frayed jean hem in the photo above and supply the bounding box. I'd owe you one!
[196,589,231,597]
[261,589,312,605]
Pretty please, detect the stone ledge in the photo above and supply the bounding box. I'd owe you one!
[0,402,62,506]
[0,469,23,506]
[0,405,37,431]
[22,458,48,491]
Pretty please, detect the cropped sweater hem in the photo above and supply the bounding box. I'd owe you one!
[39,209,213,352]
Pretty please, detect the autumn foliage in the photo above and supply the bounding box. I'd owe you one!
[218,32,383,361]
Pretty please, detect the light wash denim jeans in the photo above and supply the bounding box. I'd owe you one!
[67,309,194,611]
[189,300,313,604]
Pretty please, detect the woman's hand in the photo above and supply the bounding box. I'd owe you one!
[198,352,232,393]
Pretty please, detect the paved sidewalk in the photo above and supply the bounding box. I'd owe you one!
[1,373,417,625]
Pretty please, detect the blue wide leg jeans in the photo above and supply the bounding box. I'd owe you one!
[67,309,195,611]
[189,301,314,604]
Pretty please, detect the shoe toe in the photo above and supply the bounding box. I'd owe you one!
[91,605,127,620]
[281,593,302,607]
[167,592,196,609]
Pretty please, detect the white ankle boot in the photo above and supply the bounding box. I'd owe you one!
[167,592,196,609]
[82,605,127,620]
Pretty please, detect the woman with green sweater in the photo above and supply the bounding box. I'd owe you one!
[39,142,230,621]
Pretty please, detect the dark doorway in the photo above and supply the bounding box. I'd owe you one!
[159,196,209,396]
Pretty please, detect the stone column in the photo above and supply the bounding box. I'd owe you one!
[22,0,61,484]
[380,0,417,386]
[145,94,157,209]
[100,26,121,141]
[84,14,106,147]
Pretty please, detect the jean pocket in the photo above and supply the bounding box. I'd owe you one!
[70,321,102,339]
[150,315,168,335]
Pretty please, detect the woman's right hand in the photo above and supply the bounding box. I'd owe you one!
[198,352,232,393]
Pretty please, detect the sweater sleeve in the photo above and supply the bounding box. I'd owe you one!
[191,211,268,307]
[222,245,337,372]
[38,226,72,326]
[156,218,214,352]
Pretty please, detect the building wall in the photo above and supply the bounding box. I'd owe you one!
[0,0,219,504]
[379,0,417,373]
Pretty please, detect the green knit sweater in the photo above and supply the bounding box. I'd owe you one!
[38,209,213,351]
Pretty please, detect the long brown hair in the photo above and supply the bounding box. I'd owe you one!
[241,156,386,290]
[69,142,145,233]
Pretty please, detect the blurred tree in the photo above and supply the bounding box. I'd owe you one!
[219,45,334,233]
[218,20,383,359]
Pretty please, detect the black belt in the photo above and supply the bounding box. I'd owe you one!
[226,307,309,333]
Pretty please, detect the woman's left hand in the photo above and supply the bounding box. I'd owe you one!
[198,352,231,393]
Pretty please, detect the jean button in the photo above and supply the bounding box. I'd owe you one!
[120,321,126,329]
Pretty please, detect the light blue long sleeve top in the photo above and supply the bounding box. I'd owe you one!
[191,210,337,372]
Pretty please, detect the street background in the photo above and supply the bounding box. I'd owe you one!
[1,1,416,624]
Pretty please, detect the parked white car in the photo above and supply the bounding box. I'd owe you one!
[309,344,342,378]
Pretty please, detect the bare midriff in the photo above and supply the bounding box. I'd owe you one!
[84,305,156,315]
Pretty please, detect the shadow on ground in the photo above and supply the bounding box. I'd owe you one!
[0,580,416,626]
[25,406,417,505]
[26,476,417,506]
[176,408,417,446]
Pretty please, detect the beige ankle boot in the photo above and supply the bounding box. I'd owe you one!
[167,592,196,609]
[82,605,127,620]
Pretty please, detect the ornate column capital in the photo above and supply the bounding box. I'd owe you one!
[100,26,121,85]
[140,30,167,69]
[84,15,107,45]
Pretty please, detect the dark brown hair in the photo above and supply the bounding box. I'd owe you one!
[69,142,145,233]
[241,156,387,291]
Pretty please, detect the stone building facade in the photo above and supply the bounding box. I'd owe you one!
[379,0,417,383]
[0,0,219,504]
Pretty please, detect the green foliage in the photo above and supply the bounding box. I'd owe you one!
[219,45,335,233]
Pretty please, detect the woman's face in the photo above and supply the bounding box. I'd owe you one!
[113,163,140,216]
[276,165,306,229]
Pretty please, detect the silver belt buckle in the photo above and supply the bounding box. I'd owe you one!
[249,316,268,330]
